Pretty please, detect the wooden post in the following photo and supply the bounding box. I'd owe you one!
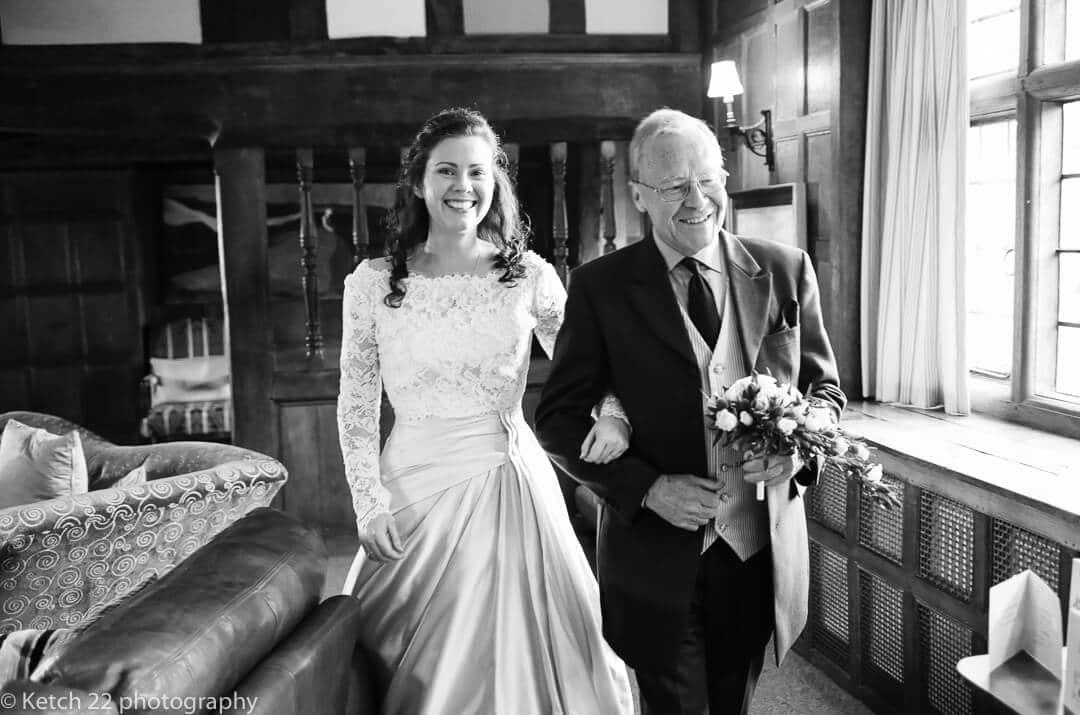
[213,146,276,458]
[550,142,569,284]
[600,140,617,255]
[348,147,369,266]
[505,143,520,185]
[296,148,324,361]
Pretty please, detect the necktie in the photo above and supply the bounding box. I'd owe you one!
[680,257,720,348]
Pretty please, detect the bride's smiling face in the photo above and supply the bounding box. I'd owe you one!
[415,135,496,236]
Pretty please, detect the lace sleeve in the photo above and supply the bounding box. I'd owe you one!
[530,253,567,358]
[337,266,391,534]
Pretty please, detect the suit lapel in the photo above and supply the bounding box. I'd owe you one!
[627,238,698,371]
[723,231,772,372]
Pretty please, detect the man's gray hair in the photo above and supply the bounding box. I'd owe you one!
[628,108,723,180]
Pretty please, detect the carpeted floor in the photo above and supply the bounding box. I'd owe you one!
[321,527,871,715]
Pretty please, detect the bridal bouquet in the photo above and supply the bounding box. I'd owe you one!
[705,372,901,509]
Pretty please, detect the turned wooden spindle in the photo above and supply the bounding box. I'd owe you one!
[550,142,569,284]
[296,148,323,359]
[504,143,520,185]
[600,140,617,255]
[348,147,369,266]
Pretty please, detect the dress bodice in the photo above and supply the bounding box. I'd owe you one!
[336,251,566,531]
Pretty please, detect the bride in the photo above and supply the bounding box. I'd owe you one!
[338,108,635,714]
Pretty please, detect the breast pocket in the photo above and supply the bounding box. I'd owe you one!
[757,327,800,385]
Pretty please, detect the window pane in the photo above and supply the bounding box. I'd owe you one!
[1061,253,1080,324]
[1064,102,1080,176]
[1063,178,1080,250]
[969,6,1020,78]
[1056,326,1080,397]
[1068,0,1080,61]
[967,120,1017,376]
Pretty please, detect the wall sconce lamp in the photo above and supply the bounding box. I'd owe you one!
[707,60,775,172]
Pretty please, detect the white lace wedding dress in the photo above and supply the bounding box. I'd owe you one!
[338,251,634,715]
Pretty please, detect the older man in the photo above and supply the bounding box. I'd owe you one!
[535,109,845,714]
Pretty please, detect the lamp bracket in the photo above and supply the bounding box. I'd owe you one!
[726,109,775,172]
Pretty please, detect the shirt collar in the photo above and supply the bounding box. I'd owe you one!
[652,234,724,275]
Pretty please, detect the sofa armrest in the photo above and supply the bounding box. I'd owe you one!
[226,595,377,715]
[38,509,325,706]
[0,461,286,633]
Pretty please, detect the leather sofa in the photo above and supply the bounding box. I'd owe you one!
[0,412,377,714]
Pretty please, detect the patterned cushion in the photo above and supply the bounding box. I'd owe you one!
[0,421,88,510]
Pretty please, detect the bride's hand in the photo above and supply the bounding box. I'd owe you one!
[359,512,405,564]
[580,415,630,464]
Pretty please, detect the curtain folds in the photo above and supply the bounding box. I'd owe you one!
[861,0,970,415]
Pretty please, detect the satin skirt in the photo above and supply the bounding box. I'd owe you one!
[343,410,634,715]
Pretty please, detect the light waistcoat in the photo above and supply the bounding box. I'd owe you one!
[654,237,770,560]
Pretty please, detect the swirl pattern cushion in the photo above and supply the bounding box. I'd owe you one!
[0,420,88,510]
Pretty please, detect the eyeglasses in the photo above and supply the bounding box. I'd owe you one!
[630,171,729,203]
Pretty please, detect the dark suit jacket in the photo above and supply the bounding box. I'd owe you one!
[534,231,845,669]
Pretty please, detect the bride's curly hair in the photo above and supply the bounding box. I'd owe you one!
[383,108,529,308]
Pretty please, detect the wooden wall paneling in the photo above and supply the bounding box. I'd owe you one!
[833,0,872,397]
[214,147,278,459]
[31,367,83,425]
[3,55,702,150]
[199,0,291,43]
[71,220,126,285]
[549,0,586,34]
[20,222,72,287]
[806,0,836,115]
[741,23,776,187]
[669,0,704,53]
[0,370,30,413]
[773,136,803,186]
[25,295,80,363]
[289,0,329,41]
[774,8,805,121]
[278,401,352,530]
[426,0,465,36]
[805,130,835,255]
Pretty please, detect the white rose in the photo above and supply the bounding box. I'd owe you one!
[803,413,823,432]
[739,411,754,427]
[714,409,738,432]
[752,395,770,411]
[777,418,797,436]
[831,437,850,456]
[865,464,883,483]
[853,444,870,460]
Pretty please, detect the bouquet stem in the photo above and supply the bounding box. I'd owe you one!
[756,481,765,501]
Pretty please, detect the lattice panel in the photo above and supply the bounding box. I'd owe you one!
[918,492,975,601]
[991,519,1061,594]
[809,541,849,667]
[807,461,847,533]
[860,570,905,691]
[858,473,905,564]
[918,605,973,715]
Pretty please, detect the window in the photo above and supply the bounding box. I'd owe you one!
[966,0,1080,436]
[966,119,1017,377]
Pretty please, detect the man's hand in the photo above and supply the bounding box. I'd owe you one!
[359,512,405,564]
[742,452,804,488]
[643,474,721,531]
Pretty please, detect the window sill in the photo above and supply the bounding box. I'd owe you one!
[843,401,1080,546]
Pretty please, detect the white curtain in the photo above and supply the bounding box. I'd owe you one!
[861,0,970,415]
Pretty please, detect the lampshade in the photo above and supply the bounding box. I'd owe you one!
[707,61,744,100]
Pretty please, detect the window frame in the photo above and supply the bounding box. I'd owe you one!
[968,0,1080,438]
